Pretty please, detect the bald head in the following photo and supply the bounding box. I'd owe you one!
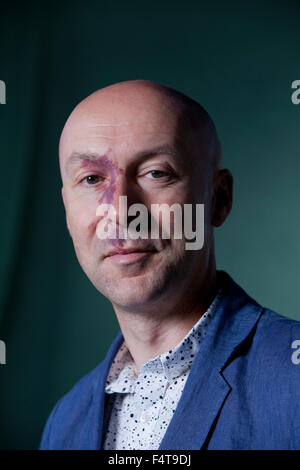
[59,80,221,176]
[59,80,233,312]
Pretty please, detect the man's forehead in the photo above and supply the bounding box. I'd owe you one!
[63,138,187,177]
[60,111,184,169]
[63,119,176,139]
[61,100,179,138]
[59,81,221,174]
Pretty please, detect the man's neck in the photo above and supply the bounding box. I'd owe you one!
[112,270,219,375]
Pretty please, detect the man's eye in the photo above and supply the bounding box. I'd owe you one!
[83,175,101,185]
[145,170,168,179]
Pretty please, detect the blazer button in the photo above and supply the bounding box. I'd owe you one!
[140,410,151,423]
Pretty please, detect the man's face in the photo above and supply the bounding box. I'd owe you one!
[60,88,215,312]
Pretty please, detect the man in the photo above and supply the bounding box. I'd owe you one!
[39,80,300,450]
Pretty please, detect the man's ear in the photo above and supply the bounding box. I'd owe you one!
[211,169,233,227]
[61,186,71,233]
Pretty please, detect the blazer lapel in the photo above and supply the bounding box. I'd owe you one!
[159,366,231,450]
[159,271,264,450]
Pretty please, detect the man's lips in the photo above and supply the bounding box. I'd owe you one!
[106,247,156,256]
[104,246,157,265]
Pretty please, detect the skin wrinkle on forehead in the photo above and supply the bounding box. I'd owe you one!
[88,123,131,127]
[66,132,176,141]
[65,144,185,176]
[86,123,170,128]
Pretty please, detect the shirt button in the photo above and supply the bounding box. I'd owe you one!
[140,410,151,423]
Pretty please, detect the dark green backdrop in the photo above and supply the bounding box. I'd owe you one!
[0,0,299,449]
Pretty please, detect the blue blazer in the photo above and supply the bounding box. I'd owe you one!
[39,272,300,450]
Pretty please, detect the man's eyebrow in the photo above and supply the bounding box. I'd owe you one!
[65,145,182,174]
[65,152,101,174]
[131,145,181,163]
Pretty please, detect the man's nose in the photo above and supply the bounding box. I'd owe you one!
[111,174,141,227]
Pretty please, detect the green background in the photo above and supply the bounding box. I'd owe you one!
[0,0,299,449]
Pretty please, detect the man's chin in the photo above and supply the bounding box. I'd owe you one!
[94,272,166,311]
[109,283,158,309]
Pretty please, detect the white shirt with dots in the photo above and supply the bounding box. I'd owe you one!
[102,288,223,450]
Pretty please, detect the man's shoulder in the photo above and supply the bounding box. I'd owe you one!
[257,307,300,341]
[244,306,300,380]
[39,359,107,449]
[54,359,107,414]
[219,271,300,377]
[39,330,124,449]
[220,271,300,348]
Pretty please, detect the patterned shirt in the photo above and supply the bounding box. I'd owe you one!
[102,288,223,450]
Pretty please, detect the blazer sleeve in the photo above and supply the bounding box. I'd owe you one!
[38,398,63,450]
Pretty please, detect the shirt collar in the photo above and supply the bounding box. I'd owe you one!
[105,287,223,394]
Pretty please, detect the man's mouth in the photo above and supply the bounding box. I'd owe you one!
[104,246,157,265]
